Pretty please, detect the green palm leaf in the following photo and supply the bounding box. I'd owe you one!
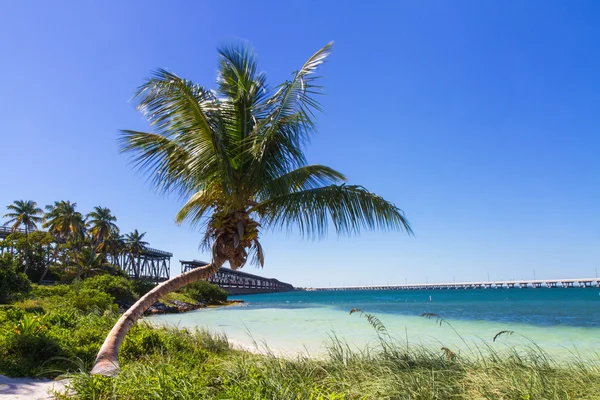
[253,184,412,239]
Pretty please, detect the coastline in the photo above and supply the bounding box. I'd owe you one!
[145,291,600,363]
[142,299,244,316]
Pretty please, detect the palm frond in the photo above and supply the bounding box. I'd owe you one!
[217,44,270,140]
[130,69,234,193]
[247,43,333,186]
[119,130,197,195]
[258,164,346,200]
[253,184,412,239]
[175,189,219,228]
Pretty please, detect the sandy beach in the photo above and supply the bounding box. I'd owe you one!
[0,376,69,400]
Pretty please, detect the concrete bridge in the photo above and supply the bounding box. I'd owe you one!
[181,260,295,294]
[310,278,600,291]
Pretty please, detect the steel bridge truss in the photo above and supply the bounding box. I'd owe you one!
[113,248,172,282]
[181,260,294,292]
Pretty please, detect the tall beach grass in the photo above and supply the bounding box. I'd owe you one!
[55,311,600,399]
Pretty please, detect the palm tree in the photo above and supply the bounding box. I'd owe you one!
[3,200,43,272]
[76,246,106,279]
[43,201,85,243]
[92,42,412,375]
[87,207,118,246]
[99,229,125,267]
[124,230,148,278]
[3,200,43,237]
[43,201,86,267]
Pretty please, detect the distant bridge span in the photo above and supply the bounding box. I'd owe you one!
[181,260,295,294]
[310,278,600,291]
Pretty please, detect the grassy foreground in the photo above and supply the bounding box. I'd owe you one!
[59,327,600,400]
[1,286,599,399]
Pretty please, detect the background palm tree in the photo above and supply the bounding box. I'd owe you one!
[3,200,43,236]
[43,201,86,267]
[92,42,412,375]
[98,229,125,266]
[43,201,85,243]
[3,200,43,272]
[75,246,106,279]
[124,229,148,278]
[87,207,118,246]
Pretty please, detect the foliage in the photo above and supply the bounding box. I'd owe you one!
[124,230,148,256]
[120,42,412,272]
[1,199,164,285]
[0,254,31,303]
[59,328,600,400]
[129,279,156,297]
[65,289,116,313]
[1,285,600,398]
[86,207,118,246]
[181,280,228,304]
[82,275,138,304]
[2,200,43,234]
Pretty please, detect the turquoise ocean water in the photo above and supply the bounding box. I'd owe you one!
[148,288,600,360]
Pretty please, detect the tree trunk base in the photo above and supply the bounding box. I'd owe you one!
[90,261,223,375]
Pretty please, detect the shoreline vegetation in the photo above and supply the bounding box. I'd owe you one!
[2,286,600,399]
[2,255,600,398]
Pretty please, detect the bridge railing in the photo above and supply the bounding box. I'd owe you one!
[0,226,28,236]
[142,247,173,257]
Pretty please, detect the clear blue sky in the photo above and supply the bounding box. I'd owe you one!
[1,1,599,287]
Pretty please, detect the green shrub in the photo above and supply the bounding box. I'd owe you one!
[30,283,73,298]
[82,275,137,304]
[0,322,62,377]
[64,289,116,313]
[0,254,31,304]
[181,280,228,304]
[129,279,156,298]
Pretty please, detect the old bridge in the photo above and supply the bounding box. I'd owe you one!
[181,260,295,294]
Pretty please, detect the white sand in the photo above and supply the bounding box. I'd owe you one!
[0,375,69,400]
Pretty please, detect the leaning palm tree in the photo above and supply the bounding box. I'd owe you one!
[87,207,118,246]
[124,229,148,278]
[3,200,43,272]
[92,42,412,375]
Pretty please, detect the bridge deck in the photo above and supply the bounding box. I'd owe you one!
[311,278,600,291]
[180,260,295,294]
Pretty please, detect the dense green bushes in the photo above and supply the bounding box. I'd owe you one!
[81,275,138,304]
[0,294,229,378]
[0,254,31,303]
[181,280,228,304]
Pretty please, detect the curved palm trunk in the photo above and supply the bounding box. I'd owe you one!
[90,259,224,376]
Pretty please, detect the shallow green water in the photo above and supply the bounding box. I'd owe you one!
[148,289,600,359]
